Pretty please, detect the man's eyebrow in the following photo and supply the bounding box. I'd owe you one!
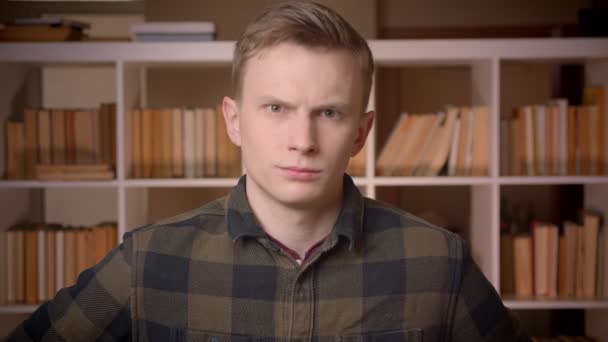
[256,96,351,110]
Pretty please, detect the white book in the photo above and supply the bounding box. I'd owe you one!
[536,105,545,176]
[56,230,64,291]
[37,229,47,302]
[447,112,461,177]
[183,109,196,178]
[6,229,15,303]
[463,108,474,176]
[172,108,184,177]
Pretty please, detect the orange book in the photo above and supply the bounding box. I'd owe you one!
[38,109,52,166]
[376,113,409,176]
[86,228,96,269]
[567,107,577,175]
[404,113,442,176]
[6,121,26,179]
[513,233,534,298]
[161,108,173,178]
[74,110,95,165]
[51,109,65,165]
[75,227,88,275]
[152,109,166,178]
[172,108,184,178]
[24,225,38,304]
[141,108,154,178]
[583,213,599,298]
[470,106,489,176]
[15,226,25,303]
[546,224,559,298]
[544,105,554,175]
[390,114,422,176]
[583,87,606,174]
[64,110,76,164]
[557,235,566,297]
[63,228,77,287]
[416,107,459,177]
[578,107,590,175]
[132,109,142,178]
[194,108,205,177]
[24,108,38,178]
[94,223,108,264]
[46,225,57,299]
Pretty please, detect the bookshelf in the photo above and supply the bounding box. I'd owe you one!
[1,39,608,337]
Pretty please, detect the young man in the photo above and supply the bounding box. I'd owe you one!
[7,1,525,341]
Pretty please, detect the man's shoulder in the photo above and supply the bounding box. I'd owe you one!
[362,197,465,255]
[124,196,228,242]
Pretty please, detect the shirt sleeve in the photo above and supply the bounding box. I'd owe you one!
[450,241,530,342]
[5,233,133,342]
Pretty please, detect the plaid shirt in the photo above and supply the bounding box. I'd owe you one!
[7,175,527,341]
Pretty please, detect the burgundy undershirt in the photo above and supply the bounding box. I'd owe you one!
[265,233,327,265]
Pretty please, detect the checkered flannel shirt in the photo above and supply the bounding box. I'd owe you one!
[7,175,527,341]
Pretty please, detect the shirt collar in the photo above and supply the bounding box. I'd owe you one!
[226,174,364,250]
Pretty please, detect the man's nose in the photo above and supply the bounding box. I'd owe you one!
[287,112,319,154]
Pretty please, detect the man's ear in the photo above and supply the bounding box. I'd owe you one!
[222,96,241,147]
[351,110,375,157]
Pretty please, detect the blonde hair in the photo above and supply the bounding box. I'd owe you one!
[233,0,374,110]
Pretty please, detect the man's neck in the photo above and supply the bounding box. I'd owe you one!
[245,180,343,260]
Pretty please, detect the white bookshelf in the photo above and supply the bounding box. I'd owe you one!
[1,39,608,326]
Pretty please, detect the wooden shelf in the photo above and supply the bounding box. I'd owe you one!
[504,298,608,310]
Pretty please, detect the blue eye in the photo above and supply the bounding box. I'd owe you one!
[321,109,338,118]
[268,104,282,113]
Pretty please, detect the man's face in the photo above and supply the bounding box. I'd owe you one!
[223,42,374,209]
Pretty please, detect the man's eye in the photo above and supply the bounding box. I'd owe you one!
[321,109,338,118]
[268,104,282,113]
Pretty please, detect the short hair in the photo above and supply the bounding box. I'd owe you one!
[232,0,374,111]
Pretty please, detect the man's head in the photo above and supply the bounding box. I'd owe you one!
[223,1,375,210]
[232,0,374,112]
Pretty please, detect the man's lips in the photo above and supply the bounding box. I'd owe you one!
[278,166,322,180]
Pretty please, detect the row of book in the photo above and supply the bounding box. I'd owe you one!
[376,106,489,176]
[5,222,118,304]
[501,87,607,176]
[130,106,241,178]
[5,104,116,180]
[500,212,606,299]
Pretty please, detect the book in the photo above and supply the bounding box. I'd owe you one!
[74,110,95,165]
[37,228,47,302]
[6,226,16,303]
[195,108,205,177]
[183,108,196,178]
[51,109,66,165]
[141,108,154,178]
[172,108,184,177]
[38,109,52,165]
[376,113,409,176]
[131,109,142,178]
[6,121,25,179]
[470,106,489,176]
[24,224,38,304]
[583,213,600,298]
[513,233,534,298]
[500,233,515,295]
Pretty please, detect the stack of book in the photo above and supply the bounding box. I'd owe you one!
[500,211,607,300]
[376,106,489,177]
[5,222,118,304]
[4,103,116,181]
[0,17,90,42]
[501,87,607,176]
[130,22,215,42]
[130,106,241,178]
